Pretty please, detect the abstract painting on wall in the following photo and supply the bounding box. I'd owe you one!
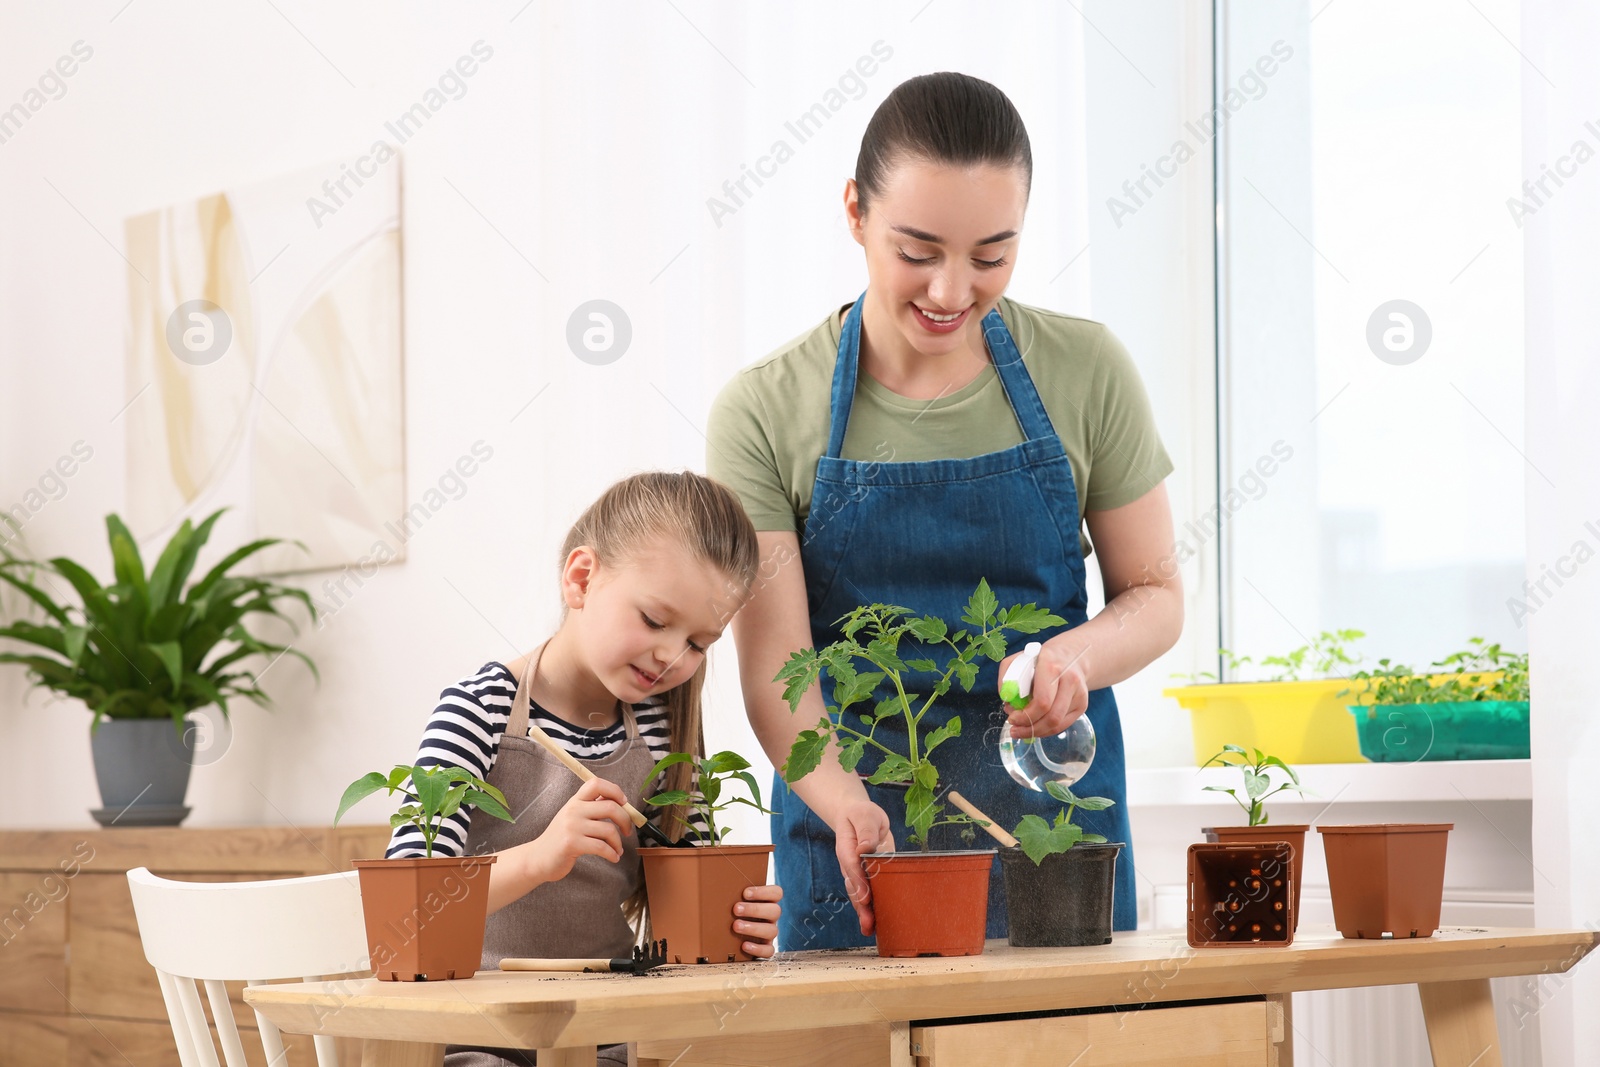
[123,155,405,575]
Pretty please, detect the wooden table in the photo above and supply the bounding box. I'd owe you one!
[244,926,1597,1067]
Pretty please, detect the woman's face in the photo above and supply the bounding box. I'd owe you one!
[564,537,741,703]
[846,158,1028,358]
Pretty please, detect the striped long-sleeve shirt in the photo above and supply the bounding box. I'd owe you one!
[385,661,710,858]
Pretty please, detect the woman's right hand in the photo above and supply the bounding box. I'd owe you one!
[832,797,895,936]
[524,777,636,885]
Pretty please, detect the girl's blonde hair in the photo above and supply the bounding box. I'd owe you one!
[560,470,759,843]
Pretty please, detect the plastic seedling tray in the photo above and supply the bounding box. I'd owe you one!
[1347,700,1529,762]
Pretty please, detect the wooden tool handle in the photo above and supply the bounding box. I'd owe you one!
[500,957,611,973]
[947,790,1019,849]
[524,721,650,828]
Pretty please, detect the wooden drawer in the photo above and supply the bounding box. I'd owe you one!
[0,1012,68,1065]
[911,999,1282,1066]
[0,872,69,1014]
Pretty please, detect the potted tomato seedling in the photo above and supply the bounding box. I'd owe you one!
[1198,743,1312,931]
[776,578,1065,958]
[1001,782,1122,947]
[335,764,512,980]
[639,749,776,964]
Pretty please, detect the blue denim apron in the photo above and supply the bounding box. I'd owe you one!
[772,294,1137,950]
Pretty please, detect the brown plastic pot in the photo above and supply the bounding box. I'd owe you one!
[863,849,995,958]
[639,844,773,964]
[1203,824,1309,931]
[1187,842,1295,948]
[1318,823,1452,939]
[351,854,497,981]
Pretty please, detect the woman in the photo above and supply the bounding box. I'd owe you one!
[706,72,1182,949]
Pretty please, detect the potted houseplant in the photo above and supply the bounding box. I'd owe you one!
[999,782,1122,947]
[1164,630,1367,765]
[1344,638,1529,762]
[639,749,777,964]
[776,578,1065,957]
[1198,744,1312,930]
[0,508,316,825]
[334,763,512,980]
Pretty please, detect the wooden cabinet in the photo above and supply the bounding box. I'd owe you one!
[0,826,391,1067]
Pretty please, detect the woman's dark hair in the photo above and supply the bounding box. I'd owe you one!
[855,72,1032,213]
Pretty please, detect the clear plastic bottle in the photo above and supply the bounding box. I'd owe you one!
[999,715,1097,792]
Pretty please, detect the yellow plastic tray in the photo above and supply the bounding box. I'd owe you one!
[1164,679,1366,765]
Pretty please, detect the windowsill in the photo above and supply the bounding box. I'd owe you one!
[1126,759,1531,807]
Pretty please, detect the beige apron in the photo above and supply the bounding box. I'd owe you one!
[445,644,656,1067]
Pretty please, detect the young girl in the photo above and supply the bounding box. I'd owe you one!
[385,471,784,1067]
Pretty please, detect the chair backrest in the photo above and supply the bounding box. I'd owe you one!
[126,866,372,1067]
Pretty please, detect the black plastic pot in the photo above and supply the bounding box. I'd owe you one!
[998,842,1123,947]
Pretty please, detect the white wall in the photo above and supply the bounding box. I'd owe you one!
[0,2,1208,834]
[1524,3,1600,1064]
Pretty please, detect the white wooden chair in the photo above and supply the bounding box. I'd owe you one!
[126,866,371,1067]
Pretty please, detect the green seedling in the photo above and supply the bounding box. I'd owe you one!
[1200,744,1310,827]
[1171,630,1367,685]
[1345,637,1529,705]
[645,749,777,845]
[1012,782,1115,865]
[335,764,512,857]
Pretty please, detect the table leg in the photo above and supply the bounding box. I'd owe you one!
[1418,979,1503,1067]
[360,1039,444,1066]
[536,1047,598,1066]
[890,1021,913,1067]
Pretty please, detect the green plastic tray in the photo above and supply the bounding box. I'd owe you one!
[1347,701,1530,762]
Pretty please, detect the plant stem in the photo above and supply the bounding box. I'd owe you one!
[830,719,900,758]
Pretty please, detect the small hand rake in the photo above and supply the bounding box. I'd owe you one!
[500,939,672,975]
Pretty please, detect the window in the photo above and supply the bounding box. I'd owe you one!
[1216,0,1526,674]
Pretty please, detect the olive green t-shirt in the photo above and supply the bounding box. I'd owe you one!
[705,297,1173,556]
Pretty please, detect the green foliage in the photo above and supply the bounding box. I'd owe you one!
[1344,638,1529,706]
[335,764,512,858]
[644,749,777,845]
[1200,744,1310,827]
[1219,629,1367,683]
[773,578,1066,849]
[0,508,318,735]
[1012,781,1114,865]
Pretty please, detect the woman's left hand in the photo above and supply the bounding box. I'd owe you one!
[1000,636,1090,738]
[732,883,784,958]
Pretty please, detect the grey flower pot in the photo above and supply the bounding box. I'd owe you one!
[88,718,195,826]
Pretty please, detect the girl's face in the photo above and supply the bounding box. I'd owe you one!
[564,537,742,702]
[845,158,1028,359]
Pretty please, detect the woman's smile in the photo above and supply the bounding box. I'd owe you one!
[911,303,972,333]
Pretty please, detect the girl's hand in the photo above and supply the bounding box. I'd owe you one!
[733,883,783,958]
[1000,638,1091,738]
[524,777,636,885]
